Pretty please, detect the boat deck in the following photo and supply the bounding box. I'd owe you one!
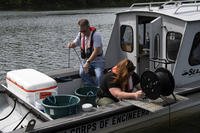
[0,93,30,132]
[0,85,50,132]
[125,94,188,112]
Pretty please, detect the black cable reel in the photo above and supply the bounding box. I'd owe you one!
[141,67,175,100]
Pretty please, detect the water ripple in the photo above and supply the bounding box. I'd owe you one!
[0,9,118,80]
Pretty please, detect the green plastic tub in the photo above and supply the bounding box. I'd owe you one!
[75,87,98,106]
[42,95,80,119]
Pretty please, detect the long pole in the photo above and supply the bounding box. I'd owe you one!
[68,48,70,68]
[73,48,84,69]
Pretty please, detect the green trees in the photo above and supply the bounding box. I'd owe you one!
[0,0,168,10]
[0,0,32,10]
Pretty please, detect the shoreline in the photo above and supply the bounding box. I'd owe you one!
[0,7,127,18]
[0,0,165,11]
[0,2,131,11]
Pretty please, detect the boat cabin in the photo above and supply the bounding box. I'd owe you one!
[105,0,200,90]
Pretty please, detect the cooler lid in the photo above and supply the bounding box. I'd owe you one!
[6,69,57,92]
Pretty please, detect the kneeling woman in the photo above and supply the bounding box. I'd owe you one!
[96,59,144,106]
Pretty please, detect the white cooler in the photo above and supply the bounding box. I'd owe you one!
[6,69,58,106]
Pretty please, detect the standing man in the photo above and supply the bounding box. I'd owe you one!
[67,19,104,87]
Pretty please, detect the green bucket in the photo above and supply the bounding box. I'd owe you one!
[42,95,80,119]
[75,87,98,107]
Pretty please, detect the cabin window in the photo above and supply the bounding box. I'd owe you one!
[154,34,160,58]
[189,32,200,66]
[120,25,133,52]
[166,32,182,61]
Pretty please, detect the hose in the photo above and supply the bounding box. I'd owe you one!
[13,111,31,131]
[62,39,71,68]
[73,48,84,69]
[0,98,17,121]
[68,48,70,68]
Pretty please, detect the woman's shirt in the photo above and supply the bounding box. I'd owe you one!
[97,71,140,102]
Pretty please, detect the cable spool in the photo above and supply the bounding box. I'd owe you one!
[141,68,175,100]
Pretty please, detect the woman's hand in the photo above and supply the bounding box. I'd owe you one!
[134,90,145,100]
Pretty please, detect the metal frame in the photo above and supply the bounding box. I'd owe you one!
[149,57,175,69]
[129,1,166,11]
[129,0,200,11]
[174,3,200,14]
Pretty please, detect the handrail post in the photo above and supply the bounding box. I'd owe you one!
[174,3,200,14]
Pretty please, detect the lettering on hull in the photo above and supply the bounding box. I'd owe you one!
[57,109,149,133]
[182,68,200,77]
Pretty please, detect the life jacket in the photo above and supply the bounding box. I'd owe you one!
[80,27,96,59]
[111,66,133,91]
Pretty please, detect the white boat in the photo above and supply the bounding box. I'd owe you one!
[1,0,200,132]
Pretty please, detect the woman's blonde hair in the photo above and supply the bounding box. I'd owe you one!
[112,59,135,91]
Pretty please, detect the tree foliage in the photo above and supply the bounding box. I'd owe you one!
[0,0,168,10]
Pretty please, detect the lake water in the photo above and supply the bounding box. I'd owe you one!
[0,8,126,81]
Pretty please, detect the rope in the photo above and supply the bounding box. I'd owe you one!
[87,91,94,96]
[0,98,17,121]
[73,48,84,69]
[47,96,56,105]
[168,104,171,131]
[159,95,172,131]
[68,48,70,68]
[13,111,31,131]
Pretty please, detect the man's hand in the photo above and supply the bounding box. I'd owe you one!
[67,42,76,48]
[83,62,89,73]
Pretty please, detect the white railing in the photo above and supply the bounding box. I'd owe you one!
[129,1,166,11]
[129,0,200,11]
[174,3,200,14]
